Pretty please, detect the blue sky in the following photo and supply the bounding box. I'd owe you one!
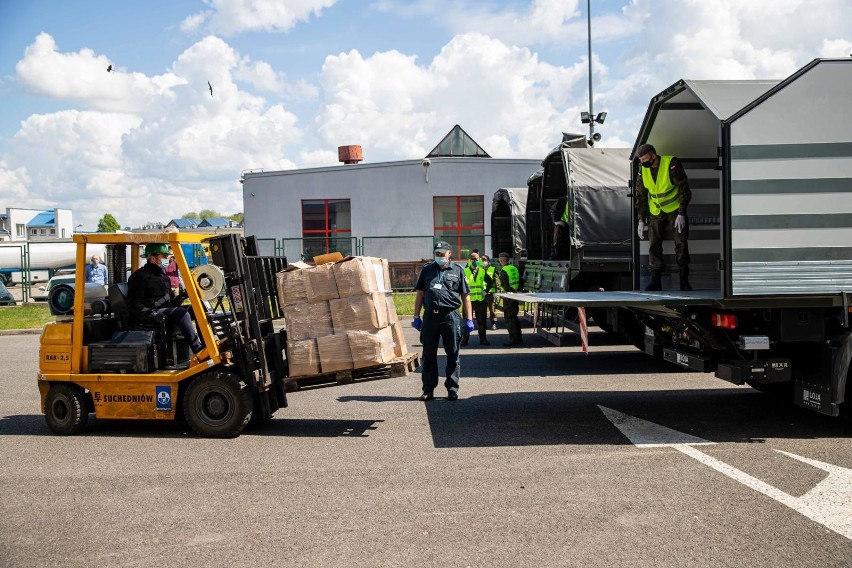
[1,0,850,230]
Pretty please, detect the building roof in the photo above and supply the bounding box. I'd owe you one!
[198,217,230,227]
[427,124,490,158]
[27,211,56,227]
[166,218,197,228]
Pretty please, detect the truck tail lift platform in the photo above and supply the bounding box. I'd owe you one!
[37,232,417,437]
[502,58,852,418]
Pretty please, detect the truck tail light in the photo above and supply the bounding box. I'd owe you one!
[711,313,738,329]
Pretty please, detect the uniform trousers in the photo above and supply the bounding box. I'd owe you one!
[462,300,488,343]
[503,299,522,344]
[648,210,690,274]
[420,309,461,394]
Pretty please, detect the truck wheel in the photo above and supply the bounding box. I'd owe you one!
[183,371,252,438]
[45,384,89,435]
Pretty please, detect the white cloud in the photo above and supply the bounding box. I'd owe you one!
[8,34,302,229]
[15,33,186,114]
[820,38,852,57]
[181,0,338,36]
[313,33,590,160]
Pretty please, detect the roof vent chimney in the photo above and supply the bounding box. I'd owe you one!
[338,145,363,165]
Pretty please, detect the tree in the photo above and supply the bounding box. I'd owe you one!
[228,212,244,224]
[97,213,120,233]
[198,209,221,220]
[181,211,200,220]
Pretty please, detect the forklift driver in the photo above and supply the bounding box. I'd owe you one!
[127,243,205,356]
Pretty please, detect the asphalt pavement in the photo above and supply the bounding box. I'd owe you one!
[1,324,850,567]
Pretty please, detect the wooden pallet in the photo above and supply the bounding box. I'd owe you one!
[282,352,421,392]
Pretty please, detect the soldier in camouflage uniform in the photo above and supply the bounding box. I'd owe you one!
[634,143,693,291]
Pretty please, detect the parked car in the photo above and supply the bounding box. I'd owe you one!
[34,274,77,302]
[0,281,16,306]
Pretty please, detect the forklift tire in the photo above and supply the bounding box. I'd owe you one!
[183,371,252,438]
[45,384,89,435]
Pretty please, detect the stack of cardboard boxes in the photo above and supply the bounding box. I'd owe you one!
[276,257,409,377]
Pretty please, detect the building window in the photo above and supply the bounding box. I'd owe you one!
[40,229,47,235]
[31,229,37,236]
[16,224,25,237]
[301,199,352,259]
[49,228,55,235]
[433,196,485,258]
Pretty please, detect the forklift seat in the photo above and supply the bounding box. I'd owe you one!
[108,282,162,333]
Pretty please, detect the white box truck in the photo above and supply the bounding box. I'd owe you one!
[503,58,852,417]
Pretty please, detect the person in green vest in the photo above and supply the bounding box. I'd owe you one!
[498,252,523,347]
[549,195,570,260]
[635,143,693,291]
[462,250,490,346]
[481,254,498,330]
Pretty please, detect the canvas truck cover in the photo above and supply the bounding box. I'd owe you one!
[491,187,528,256]
[564,147,632,248]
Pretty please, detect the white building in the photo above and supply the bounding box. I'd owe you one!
[242,126,540,262]
[0,207,74,242]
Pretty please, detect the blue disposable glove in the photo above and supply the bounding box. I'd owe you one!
[412,316,422,331]
[464,319,475,334]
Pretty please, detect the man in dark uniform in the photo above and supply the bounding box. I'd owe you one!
[412,241,474,401]
[635,143,693,291]
[127,243,205,356]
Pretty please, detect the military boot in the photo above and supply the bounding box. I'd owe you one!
[645,271,662,291]
[679,271,692,291]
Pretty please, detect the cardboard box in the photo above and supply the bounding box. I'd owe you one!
[333,256,391,298]
[306,262,340,303]
[284,301,333,341]
[385,293,399,325]
[329,292,389,333]
[286,338,321,377]
[276,263,311,306]
[390,321,408,357]
[348,328,396,369]
[317,333,352,373]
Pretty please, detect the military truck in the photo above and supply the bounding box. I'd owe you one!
[503,58,852,417]
[491,135,633,343]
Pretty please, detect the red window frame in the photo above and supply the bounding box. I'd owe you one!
[433,195,484,254]
[301,198,351,253]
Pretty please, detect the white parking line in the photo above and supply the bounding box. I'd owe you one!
[599,405,852,541]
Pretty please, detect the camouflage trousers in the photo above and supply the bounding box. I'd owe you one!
[648,210,690,273]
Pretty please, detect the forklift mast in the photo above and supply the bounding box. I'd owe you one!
[207,235,288,406]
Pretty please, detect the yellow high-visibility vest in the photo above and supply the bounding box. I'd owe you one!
[464,266,486,301]
[502,264,520,292]
[642,155,681,215]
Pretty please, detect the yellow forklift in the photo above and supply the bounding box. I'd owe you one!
[38,232,292,438]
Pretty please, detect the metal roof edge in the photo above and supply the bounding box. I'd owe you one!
[725,58,851,124]
[241,157,540,179]
[631,79,688,157]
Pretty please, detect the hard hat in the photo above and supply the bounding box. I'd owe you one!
[143,243,169,256]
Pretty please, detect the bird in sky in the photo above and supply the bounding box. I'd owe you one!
[107,64,113,72]
[208,81,213,96]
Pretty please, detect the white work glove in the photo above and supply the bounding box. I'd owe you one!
[637,220,645,240]
[675,214,686,233]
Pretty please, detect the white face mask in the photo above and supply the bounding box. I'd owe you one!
[434,256,448,266]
